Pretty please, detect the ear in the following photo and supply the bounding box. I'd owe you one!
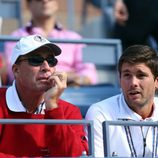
[155,76,158,90]
[118,72,121,87]
[12,64,20,78]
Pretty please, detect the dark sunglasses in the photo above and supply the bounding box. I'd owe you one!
[17,55,58,67]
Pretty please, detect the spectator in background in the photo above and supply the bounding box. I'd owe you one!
[0,53,7,85]
[113,0,158,50]
[88,0,158,50]
[4,0,98,86]
[86,45,158,157]
[0,35,88,157]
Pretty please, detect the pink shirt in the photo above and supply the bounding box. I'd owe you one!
[4,24,98,84]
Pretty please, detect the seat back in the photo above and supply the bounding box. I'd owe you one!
[61,84,121,118]
[0,0,22,34]
[82,38,122,85]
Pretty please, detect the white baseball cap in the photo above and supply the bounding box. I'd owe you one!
[11,34,61,65]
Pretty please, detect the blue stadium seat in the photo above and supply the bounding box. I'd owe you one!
[61,84,121,117]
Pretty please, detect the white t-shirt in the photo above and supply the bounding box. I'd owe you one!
[85,93,158,157]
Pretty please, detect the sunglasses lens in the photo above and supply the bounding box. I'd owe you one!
[28,57,43,66]
[28,56,58,67]
[47,58,58,67]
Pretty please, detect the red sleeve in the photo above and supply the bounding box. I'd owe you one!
[44,100,88,157]
[0,153,17,158]
[0,89,16,157]
[0,88,6,133]
[0,153,42,158]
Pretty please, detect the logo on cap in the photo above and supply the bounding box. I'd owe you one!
[34,35,46,43]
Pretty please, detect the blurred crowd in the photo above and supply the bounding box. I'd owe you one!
[1,0,158,86]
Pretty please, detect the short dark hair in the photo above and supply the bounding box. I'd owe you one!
[118,45,158,79]
[26,0,32,3]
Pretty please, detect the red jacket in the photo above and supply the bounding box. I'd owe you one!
[0,88,88,157]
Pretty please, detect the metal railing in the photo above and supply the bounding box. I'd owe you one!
[102,120,158,158]
[0,119,94,157]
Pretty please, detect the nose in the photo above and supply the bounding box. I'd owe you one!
[40,60,51,72]
[130,76,139,87]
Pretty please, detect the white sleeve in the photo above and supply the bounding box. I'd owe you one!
[85,104,106,157]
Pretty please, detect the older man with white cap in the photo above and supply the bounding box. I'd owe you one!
[0,35,88,157]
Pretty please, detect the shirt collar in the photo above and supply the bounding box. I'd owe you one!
[6,81,45,113]
[118,93,158,121]
[25,21,63,34]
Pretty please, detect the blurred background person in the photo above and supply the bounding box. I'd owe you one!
[113,0,158,50]
[4,0,98,86]
[87,0,158,50]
